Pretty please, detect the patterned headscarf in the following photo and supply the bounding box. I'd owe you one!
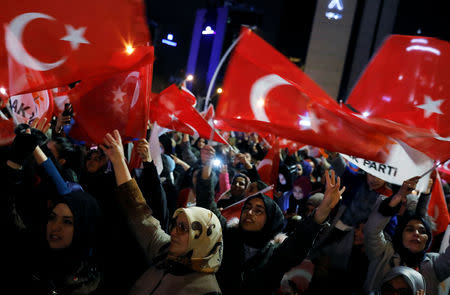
[169,207,223,273]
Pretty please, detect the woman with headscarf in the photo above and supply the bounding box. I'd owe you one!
[377,266,426,295]
[101,130,223,294]
[195,145,345,294]
[2,127,104,295]
[364,176,450,295]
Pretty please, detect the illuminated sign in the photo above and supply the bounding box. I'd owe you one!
[202,26,216,35]
[162,33,177,47]
[325,0,343,20]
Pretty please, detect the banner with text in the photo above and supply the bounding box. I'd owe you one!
[342,142,434,192]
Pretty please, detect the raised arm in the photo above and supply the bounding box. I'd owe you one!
[135,138,170,233]
[195,145,228,229]
[101,130,170,262]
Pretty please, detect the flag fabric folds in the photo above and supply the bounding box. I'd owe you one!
[1,0,151,95]
[150,84,228,144]
[216,27,393,163]
[428,172,450,236]
[346,35,450,163]
[68,56,153,144]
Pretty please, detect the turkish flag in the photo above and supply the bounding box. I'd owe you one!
[68,57,153,144]
[216,27,393,163]
[438,160,450,184]
[346,35,450,163]
[257,139,280,191]
[1,0,151,95]
[150,85,228,144]
[9,90,54,125]
[427,172,450,236]
[51,86,71,116]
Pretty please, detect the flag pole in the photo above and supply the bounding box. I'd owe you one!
[204,26,255,112]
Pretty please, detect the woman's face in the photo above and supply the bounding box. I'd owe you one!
[240,198,267,232]
[169,213,190,256]
[196,138,206,149]
[402,219,428,253]
[47,203,74,249]
[296,164,303,176]
[86,151,105,173]
[292,186,304,200]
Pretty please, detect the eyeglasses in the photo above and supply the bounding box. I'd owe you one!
[242,205,265,216]
[170,220,189,234]
[380,283,412,295]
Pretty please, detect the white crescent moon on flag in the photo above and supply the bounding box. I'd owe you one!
[6,13,67,71]
[250,74,292,122]
[257,159,273,169]
[123,71,140,108]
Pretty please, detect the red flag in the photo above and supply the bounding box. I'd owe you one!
[9,90,54,125]
[438,160,450,183]
[51,86,71,116]
[257,139,280,191]
[221,201,244,221]
[69,57,153,144]
[0,118,15,146]
[1,0,151,95]
[346,35,450,163]
[150,85,228,144]
[216,27,393,163]
[427,172,450,236]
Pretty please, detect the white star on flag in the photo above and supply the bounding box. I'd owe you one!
[298,114,312,130]
[60,25,90,50]
[112,87,126,104]
[416,95,444,118]
[169,114,178,121]
[309,111,327,133]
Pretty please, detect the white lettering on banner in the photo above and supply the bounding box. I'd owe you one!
[342,141,434,192]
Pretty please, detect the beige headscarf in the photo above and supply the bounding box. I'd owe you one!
[168,207,223,273]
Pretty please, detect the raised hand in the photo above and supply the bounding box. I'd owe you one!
[314,169,345,224]
[100,130,125,166]
[201,145,216,165]
[31,117,51,134]
[389,176,420,208]
[135,138,151,162]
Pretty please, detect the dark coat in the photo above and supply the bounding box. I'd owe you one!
[196,175,324,295]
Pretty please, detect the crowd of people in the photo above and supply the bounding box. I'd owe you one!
[1,113,450,295]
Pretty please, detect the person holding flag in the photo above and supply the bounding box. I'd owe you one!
[195,144,345,294]
[364,176,450,295]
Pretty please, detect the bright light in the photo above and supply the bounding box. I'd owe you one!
[217,88,223,94]
[406,45,440,56]
[125,44,135,55]
[0,87,7,96]
[411,38,428,44]
[162,39,177,47]
[202,26,216,35]
[398,75,403,81]
[213,119,218,125]
[212,158,222,167]
[325,11,342,20]
[167,34,173,41]
[257,98,265,107]
[362,111,370,118]
[328,0,344,11]
[186,74,194,81]
[299,119,311,127]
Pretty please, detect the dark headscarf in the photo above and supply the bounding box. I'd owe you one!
[392,214,432,268]
[54,190,103,260]
[239,193,284,248]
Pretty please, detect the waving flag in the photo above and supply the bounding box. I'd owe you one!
[216,27,393,163]
[150,85,228,144]
[68,56,153,144]
[257,139,280,191]
[346,35,450,163]
[428,172,450,236]
[438,160,450,183]
[1,0,151,95]
[0,118,15,146]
